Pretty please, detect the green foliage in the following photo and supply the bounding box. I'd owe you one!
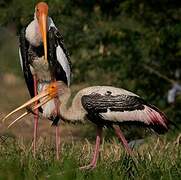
[0,28,20,75]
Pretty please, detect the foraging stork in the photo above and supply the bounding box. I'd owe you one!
[3,81,169,169]
[19,2,71,158]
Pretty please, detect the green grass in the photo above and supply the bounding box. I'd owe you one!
[0,134,181,180]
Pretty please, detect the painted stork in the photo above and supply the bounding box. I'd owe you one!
[19,2,71,158]
[3,81,170,169]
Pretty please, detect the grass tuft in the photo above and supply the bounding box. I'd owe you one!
[0,135,180,179]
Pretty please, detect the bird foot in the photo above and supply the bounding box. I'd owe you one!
[79,163,96,170]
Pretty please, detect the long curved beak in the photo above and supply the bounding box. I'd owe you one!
[38,12,48,61]
[2,82,59,128]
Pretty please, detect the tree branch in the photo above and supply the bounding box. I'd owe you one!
[143,65,176,84]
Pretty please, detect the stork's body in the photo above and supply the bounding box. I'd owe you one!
[4,81,169,169]
[19,22,71,117]
[19,2,71,158]
[57,85,168,133]
[55,83,169,168]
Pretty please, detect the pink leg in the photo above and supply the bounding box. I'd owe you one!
[54,98,60,160]
[55,125,60,160]
[80,126,102,170]
[113,125,133,156]
[33,75,39,158]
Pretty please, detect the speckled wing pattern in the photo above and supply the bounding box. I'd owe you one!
[81,92,169,133]
[81,93,145,113]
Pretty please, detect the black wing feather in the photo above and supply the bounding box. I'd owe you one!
[81,93,146,114]
[81,93,170,134]
[81,93,146,127]
[48,27,71,84]
[19,28,34,98]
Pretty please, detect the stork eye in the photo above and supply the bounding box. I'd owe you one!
[36,7,40,14]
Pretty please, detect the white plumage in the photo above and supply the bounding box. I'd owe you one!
[77,85,139,97]
[19,48,23,71]
[25,17,56,47]
[25,20,42,47]
[56,45,71,86]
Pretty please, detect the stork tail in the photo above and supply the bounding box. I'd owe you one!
[145,104,170,134]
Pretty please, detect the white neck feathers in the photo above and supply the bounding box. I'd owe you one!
[25,19,42,47]
[58,89,86,123]
[25,16,56,47]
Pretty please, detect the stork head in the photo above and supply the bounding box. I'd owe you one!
[35,2,48,60]
[2,81,68,128]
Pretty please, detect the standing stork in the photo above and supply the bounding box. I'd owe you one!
[19,2,71,158]
[3,81,170,169]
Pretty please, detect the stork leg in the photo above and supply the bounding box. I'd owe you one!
[33,75,39,158]
[53,98,61,160]
[113,125,133,156]
[55,125,60,160]
[80,126,102,170]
